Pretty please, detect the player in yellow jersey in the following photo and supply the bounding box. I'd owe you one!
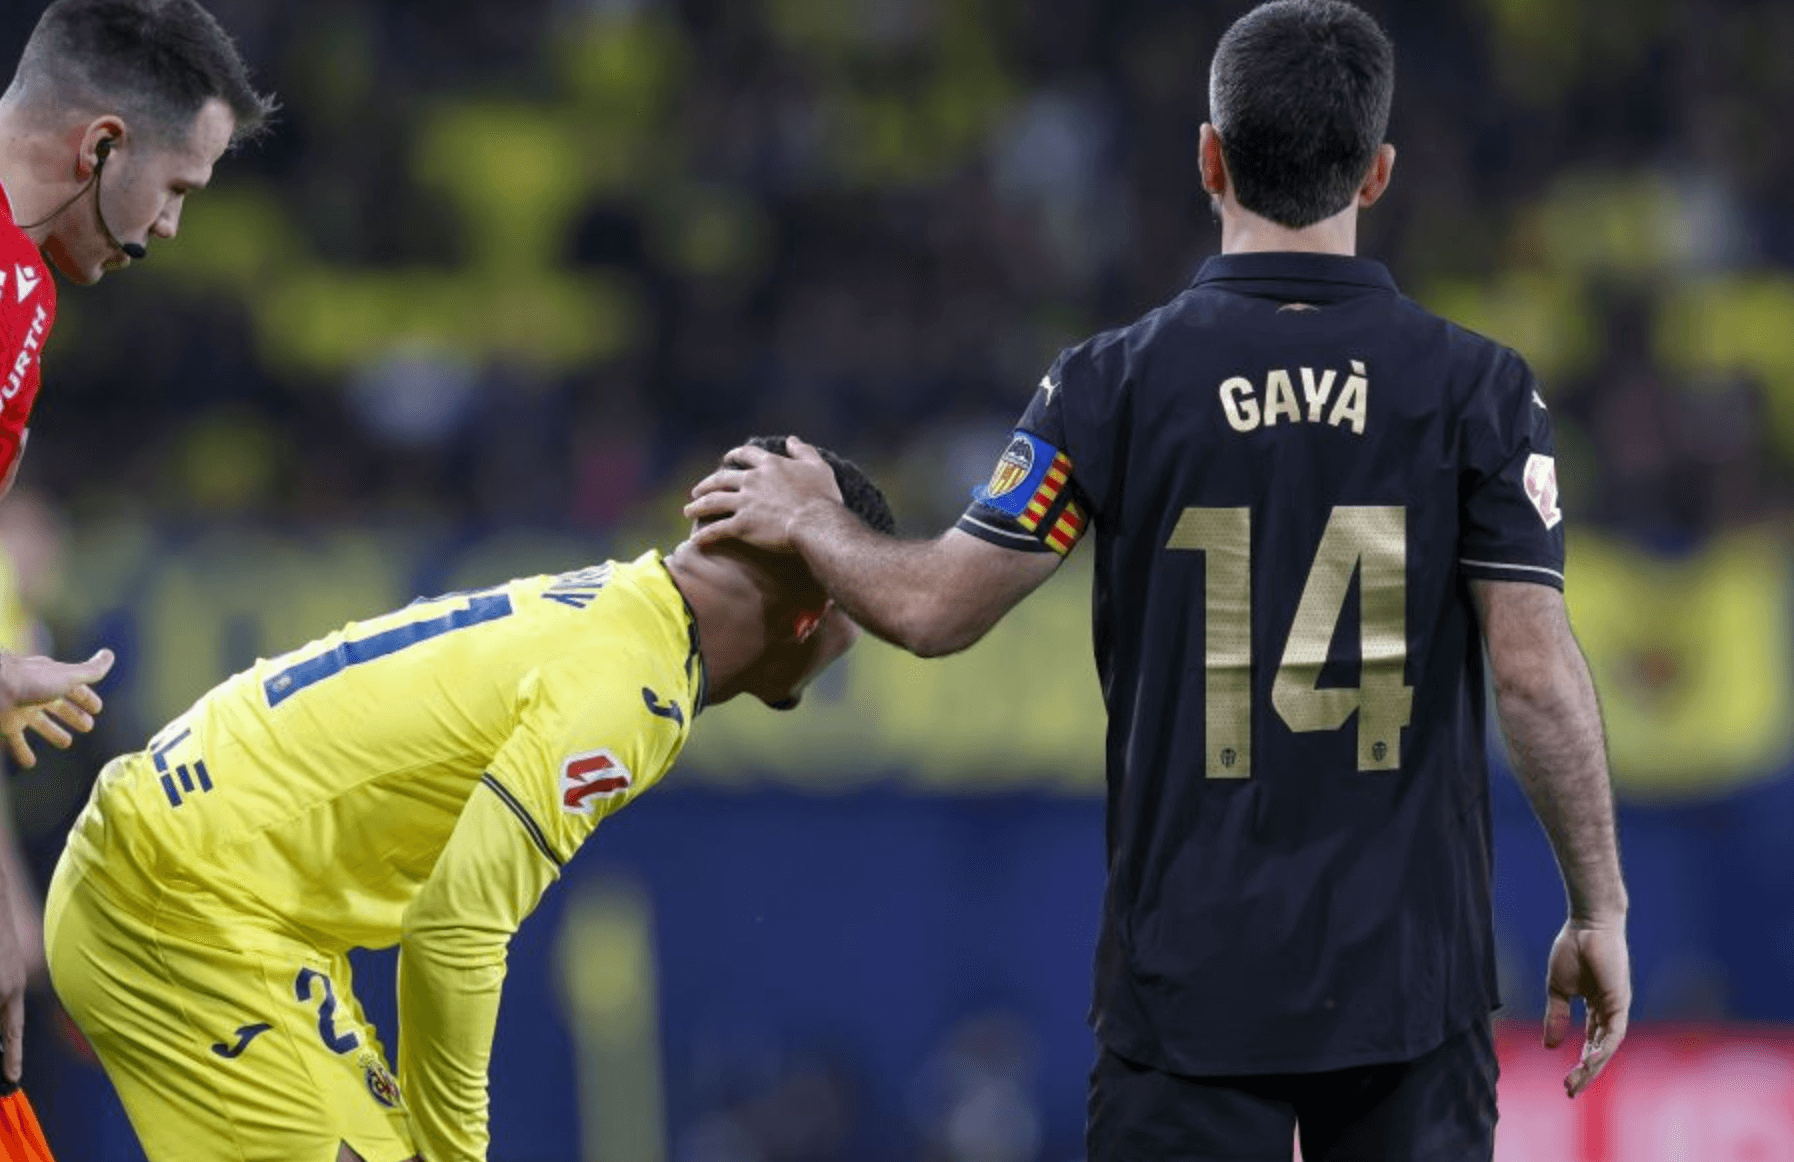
[43,437,894,1162]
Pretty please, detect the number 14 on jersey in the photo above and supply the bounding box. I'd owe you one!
[1168,505,1413,778]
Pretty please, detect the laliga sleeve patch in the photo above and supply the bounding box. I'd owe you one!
[1523,453,1562,529]
[560,749,632,815]
[973,431,1060,518]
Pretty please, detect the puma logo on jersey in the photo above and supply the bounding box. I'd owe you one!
[560,750,632,814]
[1220,360,1368,436]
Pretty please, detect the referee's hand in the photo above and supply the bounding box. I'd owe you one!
[0,650,113,714]
[0,651,112,769]
[1543,919,1631,1098]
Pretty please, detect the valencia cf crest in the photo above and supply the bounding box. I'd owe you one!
[986,437,1036,499]
[359,1051,402,1108]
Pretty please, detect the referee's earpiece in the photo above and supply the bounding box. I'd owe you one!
[90,135,148,261]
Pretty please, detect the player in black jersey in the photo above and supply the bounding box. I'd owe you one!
[686,2,1629,1158]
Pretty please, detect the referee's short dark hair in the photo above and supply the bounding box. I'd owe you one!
[1209,0,1394,229]
[10,0,276,144]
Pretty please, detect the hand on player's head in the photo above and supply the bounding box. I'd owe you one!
[684,436,841,552]
[684,435,894,553]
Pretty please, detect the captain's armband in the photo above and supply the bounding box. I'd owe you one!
[955,431,1089,557]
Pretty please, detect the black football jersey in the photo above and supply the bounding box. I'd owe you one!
[957,253,1564,1075]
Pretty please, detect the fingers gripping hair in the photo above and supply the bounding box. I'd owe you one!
[737,435,897,535]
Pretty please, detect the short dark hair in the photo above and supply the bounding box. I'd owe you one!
[13,0,276,144]
[739,436,897,536]
[1209,0,1394,228]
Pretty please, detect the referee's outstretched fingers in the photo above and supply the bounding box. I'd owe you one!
[47,695,95,735]
[64,681,105,719]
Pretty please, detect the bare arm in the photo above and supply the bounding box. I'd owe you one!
[769,513,1056,658]
[0,647,109,1083]
[1472,579,1629,1096]
[686,439,1062,657]
[1474,580,1625,920]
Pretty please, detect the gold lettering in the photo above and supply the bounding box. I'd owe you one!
[1300,367,1336,422]
[1166,508,1253,777]
[1270,505,1412,770]
[1220,377,1260,432]
[1328,360,1368,435]
[1263,369,1300,426]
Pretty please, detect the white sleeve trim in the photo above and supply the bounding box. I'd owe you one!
[1458,558,1565,583]
[958,515,1041,544]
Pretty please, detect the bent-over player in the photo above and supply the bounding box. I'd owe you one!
[47,438,892,1162]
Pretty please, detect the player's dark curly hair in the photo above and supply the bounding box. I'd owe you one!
[1209,0,1394,228]
[13,0,277,144]
[738,436,896,536]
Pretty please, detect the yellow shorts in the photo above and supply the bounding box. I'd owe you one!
[45,857,417,1162]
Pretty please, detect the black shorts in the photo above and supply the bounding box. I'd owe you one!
[1087,1017,1498,1162]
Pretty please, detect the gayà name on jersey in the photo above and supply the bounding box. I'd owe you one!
[1218,360,1368,436]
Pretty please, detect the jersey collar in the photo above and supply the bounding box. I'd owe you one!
[1192,252,1399,293]
[655,554,709,714]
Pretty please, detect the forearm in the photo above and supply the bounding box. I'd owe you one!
[0,789,41,981]
[397,922,508,1162]
[788,503,996,657]
[1496,641,1628,924]
[398,790,560,1162]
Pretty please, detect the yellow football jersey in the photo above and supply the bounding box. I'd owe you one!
[53,550,702,1162]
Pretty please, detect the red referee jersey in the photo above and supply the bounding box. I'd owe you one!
[0,185,57,495]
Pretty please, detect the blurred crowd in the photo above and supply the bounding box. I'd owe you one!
[1,0,1789,538]
[9,0,1794,1157]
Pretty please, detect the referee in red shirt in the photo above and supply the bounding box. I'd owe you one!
[0,0,273,1084]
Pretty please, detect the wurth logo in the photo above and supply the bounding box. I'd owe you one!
[559,749,632,815]
[4,303,49,401]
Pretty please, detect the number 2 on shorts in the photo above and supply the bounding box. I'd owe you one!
[295,967,361,1055]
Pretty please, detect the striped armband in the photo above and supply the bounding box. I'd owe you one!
[955,430,1089,557]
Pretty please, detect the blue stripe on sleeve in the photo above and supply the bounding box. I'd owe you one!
[263,593,514,707]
